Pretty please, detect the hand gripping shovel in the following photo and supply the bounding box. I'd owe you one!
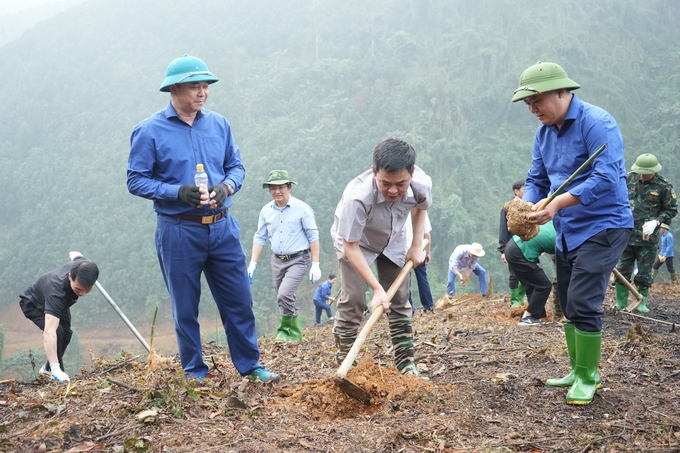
[334,239,429,404]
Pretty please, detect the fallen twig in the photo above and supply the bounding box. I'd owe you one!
[96,355,142,377]
[659,370,680,383]
[105,377,141,392]
[617,311,677,326]
[96,422,143,441]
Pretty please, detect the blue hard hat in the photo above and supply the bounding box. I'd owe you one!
[159,55,219,92]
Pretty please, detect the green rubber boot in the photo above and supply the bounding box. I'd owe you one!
[652,269,658,280]
[288,316,304,343]
[546,323,601,388]
[566,328,602,405]
[517,282,527,304]
[615,284,629,310]
[509,287,522,308]
[636,287,650,313]
[671,272,678,283]
[274,315,293,343]
[333,328,358,366]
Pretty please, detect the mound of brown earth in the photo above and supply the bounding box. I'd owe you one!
[2,284,679,452]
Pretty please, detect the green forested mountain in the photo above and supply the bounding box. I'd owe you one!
[0,0,679,339]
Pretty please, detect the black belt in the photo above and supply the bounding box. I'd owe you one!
[172,209,228,224]
[275,249,310,261]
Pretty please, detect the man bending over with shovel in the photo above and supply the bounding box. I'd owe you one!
[330,138,431,377]
[19,251,99,382]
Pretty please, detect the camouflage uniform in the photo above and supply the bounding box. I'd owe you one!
[615,172,677,295]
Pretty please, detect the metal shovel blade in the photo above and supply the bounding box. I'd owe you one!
[334,375,371,405]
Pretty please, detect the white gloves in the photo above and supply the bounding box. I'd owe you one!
[247,262,257,284]
[309,262,321,283]
[50,363,70,382]
[642,220,658,236]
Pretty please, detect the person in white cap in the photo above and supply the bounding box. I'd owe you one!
[447,243,488,297]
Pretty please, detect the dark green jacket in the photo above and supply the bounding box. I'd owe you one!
[627,172,678,246]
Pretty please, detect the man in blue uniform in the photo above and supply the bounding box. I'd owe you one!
[512,61,633,404]
[127,55,279,383]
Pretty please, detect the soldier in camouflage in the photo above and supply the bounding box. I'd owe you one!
[615,153,678,312]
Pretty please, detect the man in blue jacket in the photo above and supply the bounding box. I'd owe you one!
[127,55,279,383]
[313,274,337,325]
[512,61,633,404]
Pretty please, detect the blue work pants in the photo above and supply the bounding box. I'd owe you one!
[313,298,332,324]
[555,228,630,332]
[156,213,261,378]
[447,264,488,297]
[409,262,434,311]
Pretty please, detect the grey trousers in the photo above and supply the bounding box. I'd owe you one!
[334,250,411,332]
[270,252,310,317]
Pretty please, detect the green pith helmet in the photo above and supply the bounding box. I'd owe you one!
[631,153,662,175]
[262,170,298,189]
[512,61,581,103]
[159,55,219,92]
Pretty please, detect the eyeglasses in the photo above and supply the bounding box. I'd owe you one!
[175,71,215,85]
[269,185,288,193]
[513,86,541,95]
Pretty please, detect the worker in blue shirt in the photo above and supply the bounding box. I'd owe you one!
[512,61,633,405]
[447,243,488,297]
[248,170,321,342]
[127,55,279,383]
[312,274,337,325]
[653,223,676,283]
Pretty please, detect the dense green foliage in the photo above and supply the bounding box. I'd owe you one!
[1,0,679,343]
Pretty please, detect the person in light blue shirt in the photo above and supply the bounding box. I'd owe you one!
[512,61,633,404]
[446,243,488,297]
[249,170,320,343]
[652,223,676,282]
[127,55,278,384]
[313,274,337,325]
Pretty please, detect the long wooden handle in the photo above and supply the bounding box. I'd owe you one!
[336,239,429,379]
[612,268,644,301]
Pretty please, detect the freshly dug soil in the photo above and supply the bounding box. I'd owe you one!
[1,283,679,452]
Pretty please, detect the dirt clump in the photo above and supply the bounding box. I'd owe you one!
[503,198,540,240]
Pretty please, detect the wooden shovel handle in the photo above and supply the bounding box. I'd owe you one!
[612,268,644,301]
[336,239,429,379]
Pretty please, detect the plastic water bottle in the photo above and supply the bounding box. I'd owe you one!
[194,164,208,204]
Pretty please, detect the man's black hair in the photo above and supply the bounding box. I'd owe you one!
[512,179,526,192]
[70,260,99,288]
[373,138,416,175]
[328,274,336,280]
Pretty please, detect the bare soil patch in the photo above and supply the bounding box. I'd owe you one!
[1,284,679,452]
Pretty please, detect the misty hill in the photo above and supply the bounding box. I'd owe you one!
[0,0,679,344]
